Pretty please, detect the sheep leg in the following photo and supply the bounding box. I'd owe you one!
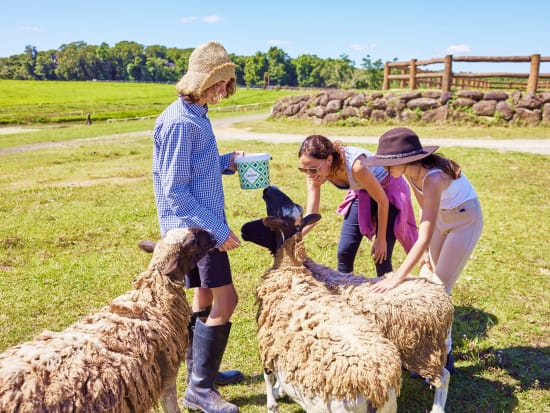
[430,367,450,413]
[264,368,280,413]
[159,380,182,413]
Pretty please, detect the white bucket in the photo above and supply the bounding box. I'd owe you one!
[234,153,271,190]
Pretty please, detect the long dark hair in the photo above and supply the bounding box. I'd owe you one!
[415,153,462,179]
[298,134,344,176]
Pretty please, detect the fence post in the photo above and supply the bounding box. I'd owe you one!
[409,59,417,90]
[441,54,453,93]
[383,62,390,90]
[526,54,540,94]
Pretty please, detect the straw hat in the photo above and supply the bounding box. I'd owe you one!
[176,41,236,96]
[365,127,439,166]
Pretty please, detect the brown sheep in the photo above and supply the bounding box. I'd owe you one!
[242,185,453,413]
[243,187,402,412]
[0,228,215,413]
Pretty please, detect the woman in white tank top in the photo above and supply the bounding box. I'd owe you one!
[365,127,483,374]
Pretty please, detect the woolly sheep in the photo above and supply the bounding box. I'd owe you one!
[243,186,402,413]
[242,185,453,413]
[0,227,215,413]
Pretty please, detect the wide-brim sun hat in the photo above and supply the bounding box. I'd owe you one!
[365,127,439,166]
[176,41,236,96]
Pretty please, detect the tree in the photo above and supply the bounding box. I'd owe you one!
[34,51,58,80]
[111,41,145,80]
[292,54,324,87]
[360,54,385,89]
[0,40,390,90]
[22,45,37,79]
[55,41,92,80]
[95,42,116,80]
[243,52,268,87]
[266,46,296,87]
[320,55,355,89]
[166,47,192,82]
[230,54,247,86]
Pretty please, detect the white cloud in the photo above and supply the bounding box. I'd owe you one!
[202,15,221,23]
[267,40,289,47]
[445,44,471,54]
[18,26,40,32]
[350,43,377,52]
[180,15,221,24]
[180,16,199,23]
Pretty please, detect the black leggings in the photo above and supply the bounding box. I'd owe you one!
[337,197,398,277]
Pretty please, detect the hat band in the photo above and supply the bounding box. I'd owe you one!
[376,148,425,159]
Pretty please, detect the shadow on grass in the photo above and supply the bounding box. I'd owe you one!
[230,306,548,413]
[431,305,548,413]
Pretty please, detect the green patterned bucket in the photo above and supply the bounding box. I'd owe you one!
[234,153,271,190]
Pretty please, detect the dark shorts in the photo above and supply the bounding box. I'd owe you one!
[185,249,233,289]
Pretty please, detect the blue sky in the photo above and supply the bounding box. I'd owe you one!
[2,0,549,73]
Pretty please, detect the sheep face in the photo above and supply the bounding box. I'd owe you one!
[152,228,216,285]
[263,185,303,226]
[241,186,321,253]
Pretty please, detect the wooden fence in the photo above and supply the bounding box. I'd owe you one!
[383,54,550,93]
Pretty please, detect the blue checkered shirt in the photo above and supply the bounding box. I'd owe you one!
[152,98,233,247]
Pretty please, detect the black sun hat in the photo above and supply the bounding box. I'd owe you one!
[365,127,439,166]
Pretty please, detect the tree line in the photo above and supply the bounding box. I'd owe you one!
[0,41,388,90]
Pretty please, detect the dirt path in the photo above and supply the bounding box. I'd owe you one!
[213,114,550,155]
[1,114,549,155]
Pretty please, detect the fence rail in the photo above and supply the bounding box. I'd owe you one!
[383,54,550,93]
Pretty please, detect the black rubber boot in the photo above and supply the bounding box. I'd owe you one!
[182,319,239,413]
[187,308,244,386]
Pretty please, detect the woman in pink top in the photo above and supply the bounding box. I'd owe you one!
[365,127,483,374]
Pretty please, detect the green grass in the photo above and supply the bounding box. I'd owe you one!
[0,118,548,412]
[0,79,305,124]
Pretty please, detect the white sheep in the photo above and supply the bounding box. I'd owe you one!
[242,185,453,413]
[0,227,215,413]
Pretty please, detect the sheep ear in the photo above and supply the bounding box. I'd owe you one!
[162,229,215,282]
[241,219,277,253]
[161,255,179,276]
[262,216,286,230]
[302,214,321,227]
[138,239,156,253]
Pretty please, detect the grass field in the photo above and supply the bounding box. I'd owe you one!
[0,79,305,124]
[0,83,549,412]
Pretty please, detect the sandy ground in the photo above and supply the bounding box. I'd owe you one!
[1,114,549,155]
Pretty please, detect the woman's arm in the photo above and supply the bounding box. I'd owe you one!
[370,171,446,292]
[352,157,389,264]
[302,177,322,237]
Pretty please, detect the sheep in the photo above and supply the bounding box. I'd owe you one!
[241,185,453,413]
[242,187,402,413]
[0,227,216,413]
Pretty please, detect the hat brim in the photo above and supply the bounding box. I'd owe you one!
[365,146,439,167]
[178,62,236,97]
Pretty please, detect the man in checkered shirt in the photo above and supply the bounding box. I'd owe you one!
[152,41,244,413]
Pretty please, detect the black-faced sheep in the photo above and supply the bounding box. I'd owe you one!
[0,227,215,413]
[242,187,402,413]
[241,185,453,413]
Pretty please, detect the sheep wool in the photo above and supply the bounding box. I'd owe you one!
[306,261,454,386]
[256,232,402,409]
[0,228,213,413]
